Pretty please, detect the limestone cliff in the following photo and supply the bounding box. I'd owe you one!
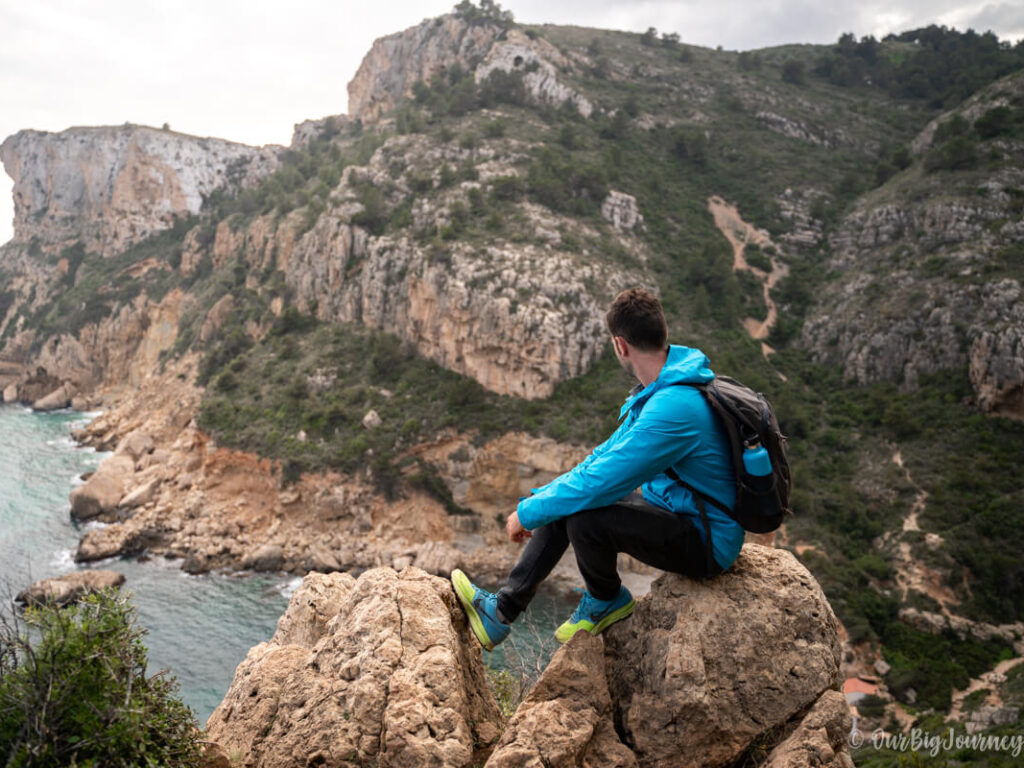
[179,130,642,398]
[0,125,280,254]
[348,15,591,124]
[348,15,501,123]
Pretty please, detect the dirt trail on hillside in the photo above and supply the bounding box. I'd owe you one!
[947,656,1024,723]
[707,196,790,363]
[886,450,959,611]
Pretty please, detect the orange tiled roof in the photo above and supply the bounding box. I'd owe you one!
[843,677,879,695]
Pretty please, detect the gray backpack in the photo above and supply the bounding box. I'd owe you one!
[668,376,793,535]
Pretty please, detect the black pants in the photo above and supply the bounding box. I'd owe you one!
[496,492,725,623]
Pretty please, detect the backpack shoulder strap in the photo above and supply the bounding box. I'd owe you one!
[665,468,721,576]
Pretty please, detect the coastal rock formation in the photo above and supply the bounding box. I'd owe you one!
[0,125,280,254]
[205,567,503,768]
[603,544,845,767]
[32,381,75,411]
[485,632,636,768]
[16,569,125,606]
[69,453,135,520]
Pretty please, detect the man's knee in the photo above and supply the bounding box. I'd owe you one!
[564,506,615,546]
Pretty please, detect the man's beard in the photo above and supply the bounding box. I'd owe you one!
[619,358,636,380]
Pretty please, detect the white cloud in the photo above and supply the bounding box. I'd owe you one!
[1,0,1022,246]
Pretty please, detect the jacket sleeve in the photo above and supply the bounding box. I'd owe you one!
[516,400,703,530]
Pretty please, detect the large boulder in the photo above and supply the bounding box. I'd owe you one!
[69,454,135,520]
[485,631,637,768]
[15,366,62,403]
[16,569,125,606]
[32,382,75,411]
[114,429,154,462]
[206,567,503,767]
[603,544,844,768]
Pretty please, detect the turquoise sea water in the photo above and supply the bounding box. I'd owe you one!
[0,403,292,725]
[0,402,572,725]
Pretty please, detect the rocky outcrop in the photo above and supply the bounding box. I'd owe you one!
[290,114,350,149]
[969,285,1024,419]
[9,366,62,404]
[16,569,125,606]
[205,544,849,768]
[1,286,190,396]
[69,453,135,520]
[348,16,591,124]
[603,544,844,767]
[276,151,633,396]
[898,606,1024,654]
[601,191,643,231]
[348,15,501,123]
[473,28,593,117]
[0,125,280,254]
[32,381,75,411]
[205,567,503,767]
[485,632,636,768]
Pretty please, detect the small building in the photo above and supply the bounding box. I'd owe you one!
[843,676,879,707]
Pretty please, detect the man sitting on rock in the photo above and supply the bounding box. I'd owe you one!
[452,287,744,650]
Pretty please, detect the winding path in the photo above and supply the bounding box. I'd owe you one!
[707,196,789,361]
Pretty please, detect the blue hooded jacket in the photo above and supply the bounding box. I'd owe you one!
[516,344,745,571]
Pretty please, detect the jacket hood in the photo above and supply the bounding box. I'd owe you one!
[619,344,715,419]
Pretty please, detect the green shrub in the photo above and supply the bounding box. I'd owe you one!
[975,106,1015,139]
[0,591,200,767]
[925,135,979,172]
[781,59,806,85]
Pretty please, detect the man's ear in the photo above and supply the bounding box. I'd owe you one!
[614,336,628,357]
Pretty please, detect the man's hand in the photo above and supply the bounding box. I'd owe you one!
[506,510,532,543]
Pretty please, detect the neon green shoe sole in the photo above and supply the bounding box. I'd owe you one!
[554,598,635,644]
[451,569,509,651]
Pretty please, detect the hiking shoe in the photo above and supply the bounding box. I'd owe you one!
[555,585,635,644]
[451,569,510,651]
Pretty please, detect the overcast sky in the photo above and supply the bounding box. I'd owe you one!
[2,0,1023,245]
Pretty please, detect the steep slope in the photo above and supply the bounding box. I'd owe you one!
[801,70,1024,419]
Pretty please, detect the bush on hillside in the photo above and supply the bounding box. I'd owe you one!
[0,590,200,767]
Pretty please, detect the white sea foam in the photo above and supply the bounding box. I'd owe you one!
[50,548,76,571]
[274,576,304,600]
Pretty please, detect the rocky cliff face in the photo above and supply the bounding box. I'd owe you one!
[181,130,641,398]
[348,15,500,123]
[800,71,1024,418]
[0,125,280,254]
[205,545,853,768]
[348,15,591,124]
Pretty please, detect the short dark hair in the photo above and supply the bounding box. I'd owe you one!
[605,288,667,351]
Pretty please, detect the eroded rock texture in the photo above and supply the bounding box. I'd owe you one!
[206,568,503,768]
[603,544,844,768]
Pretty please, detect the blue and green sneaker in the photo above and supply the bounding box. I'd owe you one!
[451,569,510,651]
[554,585,635,643]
